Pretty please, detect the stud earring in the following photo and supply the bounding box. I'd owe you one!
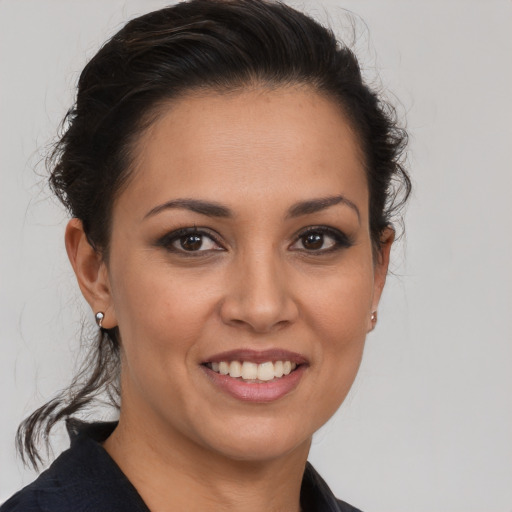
[370,311,377,323]
[95,311,105,329]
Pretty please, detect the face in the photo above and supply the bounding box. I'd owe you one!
[99,87,390,462]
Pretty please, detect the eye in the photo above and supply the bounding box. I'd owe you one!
[290,227,353,253]
[174,233,218,252]
[158,228,224,254]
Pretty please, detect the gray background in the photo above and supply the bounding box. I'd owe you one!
[1,1,511,510]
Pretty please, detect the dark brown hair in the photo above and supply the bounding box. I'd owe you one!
[17,0,410,468]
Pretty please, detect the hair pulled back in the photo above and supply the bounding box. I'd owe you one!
[18,0,410,468]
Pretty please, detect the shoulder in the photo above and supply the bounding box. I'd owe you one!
[302,462,364,512]
[1,421,148,512]
[1,489,40,512]
[0,445,98,512]
[0,468,69,512]
[335,498,364,512]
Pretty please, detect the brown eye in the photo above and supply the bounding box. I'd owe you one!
[161,229,223,254]
[180,234,203,251]
[290,226,352,253]
[302,232,324,250]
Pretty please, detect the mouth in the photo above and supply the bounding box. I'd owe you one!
[200,349,308,402]
[203,360,300,383]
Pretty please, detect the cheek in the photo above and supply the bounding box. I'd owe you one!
[300,259,374,404]
[109,260,217,418]
[109,257,215,361]
[302,259,375,338]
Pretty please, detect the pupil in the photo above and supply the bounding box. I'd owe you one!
[303,233,323,250]
[181,234,202,251]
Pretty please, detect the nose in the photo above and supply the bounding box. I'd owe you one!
[219,252,299,334]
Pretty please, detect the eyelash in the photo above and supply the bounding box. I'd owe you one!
[156,225,353,256]
[291,226,354,253]
[157,227,224,256]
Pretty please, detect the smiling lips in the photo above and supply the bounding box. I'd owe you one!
[202,350,307,402]
[208,360,298,381]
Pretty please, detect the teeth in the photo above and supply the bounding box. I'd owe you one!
[209,360,299,381]
[257,362,275,381]
[241,361,258,380]
[274,360,284,378]
[229,360,242,378]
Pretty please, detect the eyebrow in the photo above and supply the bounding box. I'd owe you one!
[286,195,360,222]
[144,194,360,222]
[144,198,232,219]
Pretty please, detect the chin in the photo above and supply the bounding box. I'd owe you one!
[211,436,310,463]
[193,415,314,463]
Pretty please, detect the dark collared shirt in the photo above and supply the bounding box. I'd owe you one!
[1,420,362,512]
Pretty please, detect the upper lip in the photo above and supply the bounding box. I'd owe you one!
[203,349,308,365]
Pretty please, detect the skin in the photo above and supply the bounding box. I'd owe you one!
[65,86,393,512]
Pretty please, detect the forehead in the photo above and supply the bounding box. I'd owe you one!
[121,87,368,220]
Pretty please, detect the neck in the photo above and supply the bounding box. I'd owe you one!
[104,411,311,512]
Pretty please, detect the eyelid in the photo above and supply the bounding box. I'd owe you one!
[156,225,353,255]
[289,225,354,252]
[157,226,225,253]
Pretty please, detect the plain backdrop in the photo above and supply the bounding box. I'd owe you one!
[1,1,511,511]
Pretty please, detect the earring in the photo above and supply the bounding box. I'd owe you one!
[370,311,377,324]
[95,311,105,329]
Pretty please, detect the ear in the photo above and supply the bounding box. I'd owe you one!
[65,218,117,329]
[368,226,395,332]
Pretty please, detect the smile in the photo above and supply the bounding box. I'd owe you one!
[205,360,298,382]
[201,349,307,402]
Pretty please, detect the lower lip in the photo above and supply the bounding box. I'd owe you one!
[202,365,306,402]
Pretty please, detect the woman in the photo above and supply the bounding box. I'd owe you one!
[1,0,410,510]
